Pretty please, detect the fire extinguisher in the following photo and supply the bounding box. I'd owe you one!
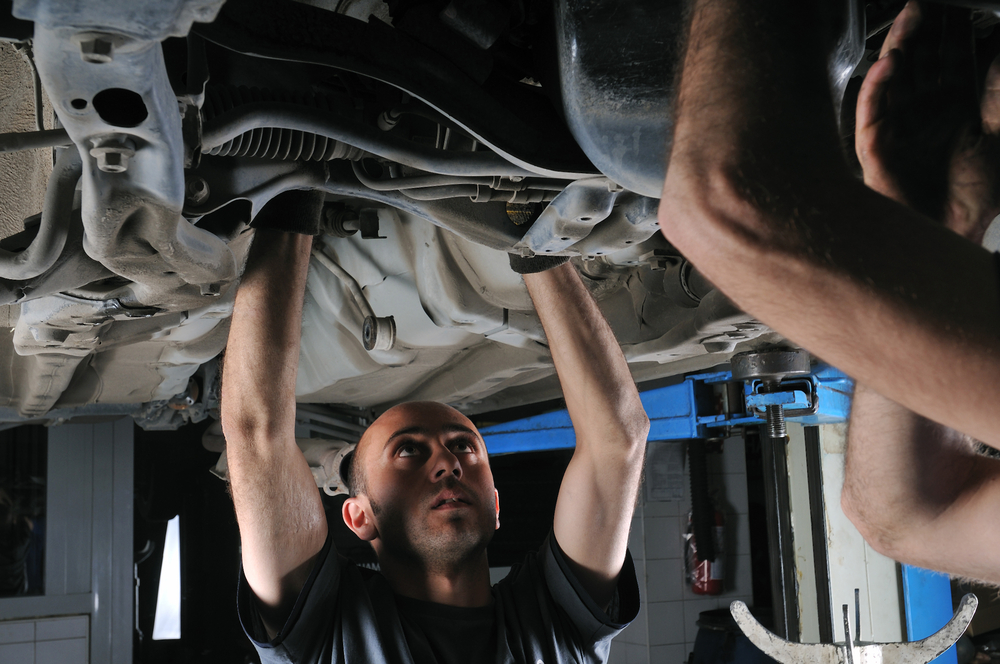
[686,440,725,595]
[685,508,725,595]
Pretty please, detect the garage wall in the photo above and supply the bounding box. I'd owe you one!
[0,419,133,664]
[610,436,753,664]
[0,614,89,663]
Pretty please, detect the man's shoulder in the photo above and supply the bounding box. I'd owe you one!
[486,535,638,663]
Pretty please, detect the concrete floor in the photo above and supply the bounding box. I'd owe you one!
[0,40,53,241]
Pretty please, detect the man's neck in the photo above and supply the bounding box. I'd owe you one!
[377,551,493,607]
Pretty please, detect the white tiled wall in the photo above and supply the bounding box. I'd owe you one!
[0,615,89,664]
[609,437,753,664]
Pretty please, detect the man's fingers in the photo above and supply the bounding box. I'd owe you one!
[982,55,1000,136]
[856,50,898,165]
[857,51,898,134]
[856,51,908,203]
[879,0,922,60]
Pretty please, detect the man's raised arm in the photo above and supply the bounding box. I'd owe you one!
[522,263,649,609]
[659,1,1000,447]
[222,193,328,638]
[841,3,1000,584]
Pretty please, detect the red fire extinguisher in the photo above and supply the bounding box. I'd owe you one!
[685,508,725,595]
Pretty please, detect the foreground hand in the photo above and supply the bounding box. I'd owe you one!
[856,1,1000,243]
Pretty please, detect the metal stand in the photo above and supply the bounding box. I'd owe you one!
[731,593,978,664]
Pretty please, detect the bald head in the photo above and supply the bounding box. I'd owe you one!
[346,401,484,497]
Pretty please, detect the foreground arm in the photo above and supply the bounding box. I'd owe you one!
[659,1,1000,447]
[843,386,1000,582]
[222,228,327,637]
[523,264,649,609]
[842,4,1000,583]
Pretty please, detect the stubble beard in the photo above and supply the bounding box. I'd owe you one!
[370,483,496,575]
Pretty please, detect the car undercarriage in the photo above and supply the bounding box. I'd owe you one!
[0,0,879,430]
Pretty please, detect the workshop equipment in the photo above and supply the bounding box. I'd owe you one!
[730,593,979,664]
[686,439,725,595]
[731,348,813,441]
[480,354,958,656]
[685,506,725,596]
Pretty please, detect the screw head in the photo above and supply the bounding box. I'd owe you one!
[89,143,135,173]
[102,152,124,169]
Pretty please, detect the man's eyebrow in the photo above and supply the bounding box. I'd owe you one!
[383,423,482,448]
[384,426,429,448]
[441,423,479,439]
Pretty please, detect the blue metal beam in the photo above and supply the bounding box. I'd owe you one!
[481,364,853,455]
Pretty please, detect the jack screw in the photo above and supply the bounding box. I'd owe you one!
[761,380,787,441]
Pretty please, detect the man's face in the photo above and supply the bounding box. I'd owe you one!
[345,401,499,571]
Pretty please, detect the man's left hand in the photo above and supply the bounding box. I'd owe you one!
[856,1,1000,243]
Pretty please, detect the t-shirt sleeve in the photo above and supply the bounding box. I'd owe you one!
[237,531,341,664]
[541,532,640,645]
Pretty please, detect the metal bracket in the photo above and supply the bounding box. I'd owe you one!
[745,376,818,419]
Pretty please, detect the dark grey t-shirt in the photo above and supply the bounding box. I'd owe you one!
[238,533,639,664]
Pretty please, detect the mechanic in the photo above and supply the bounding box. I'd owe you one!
[220,192,646,663]
[660,0,1000,583]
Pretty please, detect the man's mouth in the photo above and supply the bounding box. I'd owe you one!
[432,492,471,509]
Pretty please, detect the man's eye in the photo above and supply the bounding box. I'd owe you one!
[398,444,421,457]
[451,440,474,453]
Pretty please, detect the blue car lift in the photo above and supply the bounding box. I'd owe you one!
[480,363,956,662]
[480,364,853,454]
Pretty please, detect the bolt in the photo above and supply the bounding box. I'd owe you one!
[377,109,402,131]
[362,316,376,351]
[764,404,786,439]
[102,152,124,170]
[90,142,135,173]
[80,37,114,63]
[185,177,210,206]
[363,315,396,352]
[761,380,787,441]
[321,205,360,237]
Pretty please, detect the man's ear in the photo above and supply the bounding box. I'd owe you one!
[494,488,500,530]
[343,495,378,541]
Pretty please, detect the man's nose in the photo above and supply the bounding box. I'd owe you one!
[431,447,462,481]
